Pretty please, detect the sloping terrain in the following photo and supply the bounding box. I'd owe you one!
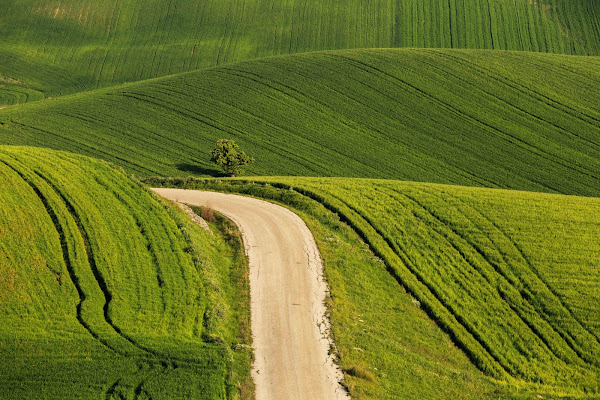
[2,0,599,398]
[1,49,599,196]
[0,0,598,102]
[145,178,498,399]
[263,177,600,394]
[0,147,251,399]
[156,177,600,397]
[149,177,600,398]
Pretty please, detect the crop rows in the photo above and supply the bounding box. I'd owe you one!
[0,84,43,107]
[149,176,600,396]
[0,147,250,399]
[1,49,600,197]
[235,177,600,394]
[0,0,598,99]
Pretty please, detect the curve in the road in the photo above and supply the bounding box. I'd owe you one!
[152,189,349,400]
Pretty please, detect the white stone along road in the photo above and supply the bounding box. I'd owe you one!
[152,189,349,400]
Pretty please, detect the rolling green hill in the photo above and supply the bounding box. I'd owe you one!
[0,147,251,399]
[156,177,600,397]
[0,0,598,103]
[282,177,600,394]
[1,49,599,196]
[3,0,600,397]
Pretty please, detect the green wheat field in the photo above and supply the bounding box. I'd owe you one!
[1,0,599,398]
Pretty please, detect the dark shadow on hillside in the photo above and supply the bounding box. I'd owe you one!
[176,163,225,177]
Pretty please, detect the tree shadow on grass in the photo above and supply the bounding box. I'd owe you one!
[176,163,225,177]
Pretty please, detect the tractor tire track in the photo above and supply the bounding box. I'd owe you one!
[0,154,172,398]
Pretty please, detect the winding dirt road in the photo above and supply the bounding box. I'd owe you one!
[152,189,349,400]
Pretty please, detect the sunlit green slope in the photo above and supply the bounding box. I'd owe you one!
[0,146,250,399]
[0,0,599,102]
[2,49,599,196]
[246,177,600,395]
[150,176,600,397]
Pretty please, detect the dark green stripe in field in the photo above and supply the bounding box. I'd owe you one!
[0,0,598,100]
[158,177,600,397]
[273,177,600,390]
[0,147,251,399]
[2,49,599,196]
[298,179,600,398]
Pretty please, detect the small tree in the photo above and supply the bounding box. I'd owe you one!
[210,139,254,177]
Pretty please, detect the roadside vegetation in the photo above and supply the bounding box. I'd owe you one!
[0,147,252,399]
[146,177,600,399]
[1,49,600,198]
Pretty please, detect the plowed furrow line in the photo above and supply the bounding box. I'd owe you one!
[398,188,594,368]
[289,186,510,379]
[32,169,170,361]
[0,158,110,350]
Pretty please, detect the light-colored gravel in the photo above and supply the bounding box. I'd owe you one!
[175,201,212,233]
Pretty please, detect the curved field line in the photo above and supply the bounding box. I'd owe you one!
[0,158,109,349]
[283,180,600,384]
[33,170,151,356]
[7,119,162,176]
[0,155,170,398]
[395,188,593,368]
[330,53,600,191]
[280,184,511,379]
[334,190,515,373]
[0,154,181,396]
[458,194,600,354]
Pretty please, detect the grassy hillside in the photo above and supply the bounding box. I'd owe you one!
[0,0,598,102]
[3,0,599,397]
[0,147,251,399]
[150,177,600,397]
[2,49,599,196]
[270,177,600,394]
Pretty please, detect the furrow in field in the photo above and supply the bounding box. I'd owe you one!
[152,188,348,400]
[417,51,600,147]
[213,67,392,172]
[330,190,516,376]
[328,53,570,192]
[122,83,350,174]
[428,50,600,127]
[31,162,197,365]
[54,105,200,168]
[0,147,244,399]
[32,169,155,357]
[0,153,173,398]
[459,195,600,359]
[11,151,172,364]
[0,157,110,350]
[94,177,167,307]
[333,53,598,188]
[1,0,598,101]
[421,51,600,160]
[396,188,596,370]
[280,53,536,187]
[284,185,510,379]
[7,119,162,176]
[2,49,600,196]
[263,179,600,388]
